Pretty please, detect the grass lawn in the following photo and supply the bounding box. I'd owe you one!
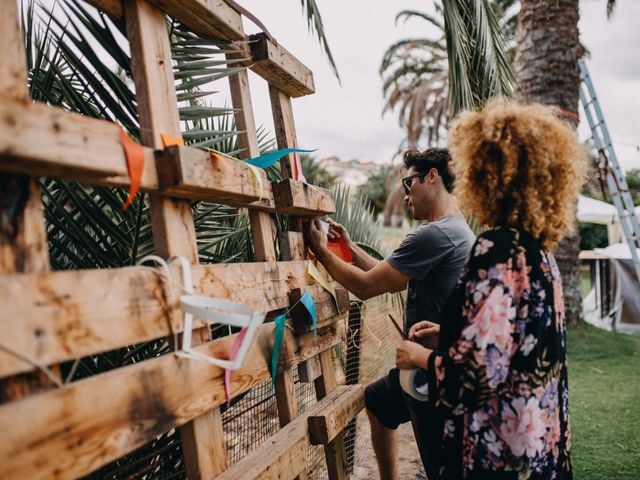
[569,322,640,478]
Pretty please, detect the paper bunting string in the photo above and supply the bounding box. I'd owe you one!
[307,260,338,306]
[160,134,184,147]
[293,154,307,183]
[270,313,287,386]
[299,290,317,342]
[224,326,248,407]
[118,126,145,210]
[245,148,317,169]
[327,236,353,263]
[270,290,318,385]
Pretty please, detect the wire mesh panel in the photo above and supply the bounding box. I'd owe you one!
[223,379,281,466]
[83,430,186,480]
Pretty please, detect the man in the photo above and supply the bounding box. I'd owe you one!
[305,148,475,479]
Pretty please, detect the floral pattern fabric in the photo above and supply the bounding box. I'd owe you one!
[425,226,572,479]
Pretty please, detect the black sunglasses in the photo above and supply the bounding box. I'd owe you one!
[401,172,427,195]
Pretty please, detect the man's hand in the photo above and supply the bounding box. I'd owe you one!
[305,218,328,255]
[396,340,431,369]
[408,321,440,349]
[327,218,352,244]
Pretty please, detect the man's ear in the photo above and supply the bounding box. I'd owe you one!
[429,167,439,183]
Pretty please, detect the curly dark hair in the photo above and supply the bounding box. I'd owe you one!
[403,147,455,192]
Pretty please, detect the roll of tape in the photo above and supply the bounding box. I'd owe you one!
[399,369,430,402]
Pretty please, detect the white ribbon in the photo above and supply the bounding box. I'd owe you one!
[137,255,265,371]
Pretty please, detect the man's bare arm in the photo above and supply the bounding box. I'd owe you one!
[308,219,409,300]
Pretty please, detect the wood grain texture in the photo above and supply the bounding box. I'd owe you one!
[0,322,345,480]
[308,385,364,445]
[273,179,336,216]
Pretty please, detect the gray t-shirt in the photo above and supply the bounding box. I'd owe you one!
[386,214,475,333]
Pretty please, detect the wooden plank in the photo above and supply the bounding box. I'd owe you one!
[254,34,315,98]
[84,0,123,19]
[150,0,245,41]
[279,231,306,261]
[0,0,28,102]
[0,98,158,187]
[0,260,353,378]
[308,385,364,445]
[82,0,314,98]
[227,51,277,262]
[0,0,59,402]
[314,349,348,480]
[215,386,354,480]
[270,84,300,181]
[159,145,273,207]
[124,1,216,476]
[0,322,345,480]
[0,104,329,215]
[298,355,322,383]
[273,179,336,216]
[274,367,297,427]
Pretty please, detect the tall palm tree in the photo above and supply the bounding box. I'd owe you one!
[514,1,583,324]
[381,1,518,150]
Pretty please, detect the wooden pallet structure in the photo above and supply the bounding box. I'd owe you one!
[0,0,365,478]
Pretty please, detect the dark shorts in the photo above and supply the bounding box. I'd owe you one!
[364,368,444,479]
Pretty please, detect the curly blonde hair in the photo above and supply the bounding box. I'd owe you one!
[448,99,587,251]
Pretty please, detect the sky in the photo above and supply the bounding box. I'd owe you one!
[233,0,640,172]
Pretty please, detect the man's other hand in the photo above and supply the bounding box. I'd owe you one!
[408,321,440,349]
[396,340,430,369]
[305,218,328,255]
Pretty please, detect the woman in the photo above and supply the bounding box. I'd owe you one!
[396,100,585,479]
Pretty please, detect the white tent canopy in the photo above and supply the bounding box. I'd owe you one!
[576,194,640,245]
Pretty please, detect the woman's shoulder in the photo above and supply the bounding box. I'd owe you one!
[471,226,541,266]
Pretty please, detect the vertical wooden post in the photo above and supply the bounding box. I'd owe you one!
[123,1,226,477]
[268,85,303,427]
[227,62,277,262]
[315,349,348,480]
[0,0,57,402]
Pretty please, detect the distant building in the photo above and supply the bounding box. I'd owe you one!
[318,155,381,187]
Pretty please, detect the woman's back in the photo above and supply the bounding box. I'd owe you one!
[431,226,572,479]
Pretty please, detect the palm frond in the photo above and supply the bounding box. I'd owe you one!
[299,0,340,82]
[441,0,515,115]
[395,9,444,30]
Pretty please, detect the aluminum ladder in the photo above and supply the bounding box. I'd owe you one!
[579,58,640,282]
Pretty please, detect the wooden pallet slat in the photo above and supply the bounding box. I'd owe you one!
[0,321,345,480]
[308,385,365,445]
[0,261,347,379]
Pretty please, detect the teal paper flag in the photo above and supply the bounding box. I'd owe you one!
[271,313,287,386]
[245,148,317,169]
[300,290,317,343]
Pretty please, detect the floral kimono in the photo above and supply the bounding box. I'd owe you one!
[424,226,572,479]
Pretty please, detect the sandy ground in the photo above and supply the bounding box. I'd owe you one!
[351,413,427,480]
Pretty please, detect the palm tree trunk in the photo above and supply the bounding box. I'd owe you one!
[514,0,583,324]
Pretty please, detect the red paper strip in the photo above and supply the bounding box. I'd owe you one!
[327,236,352,263]
[119,127,145,210]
